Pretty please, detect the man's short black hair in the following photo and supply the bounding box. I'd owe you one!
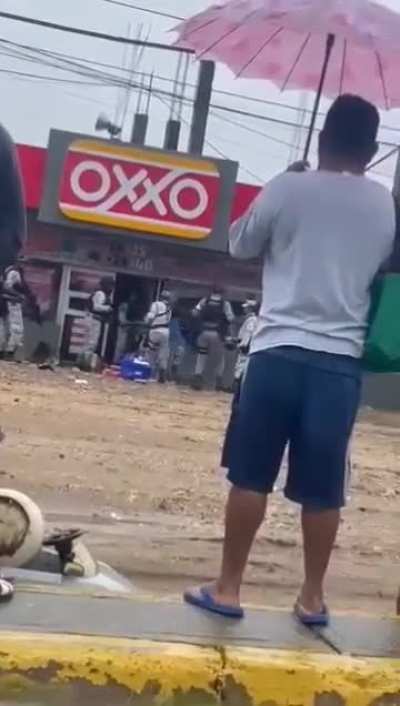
[321,94,379,160]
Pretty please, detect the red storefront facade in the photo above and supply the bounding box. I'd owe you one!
[17,140,262,360]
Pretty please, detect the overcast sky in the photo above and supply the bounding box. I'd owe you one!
[0,0,399,186]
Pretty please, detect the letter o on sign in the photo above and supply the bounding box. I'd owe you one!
[169,178,208,221]
[70,160,111,203]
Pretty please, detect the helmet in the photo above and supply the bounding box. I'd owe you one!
[160,290,172,303]
[100,276,114,294]
[242,298,258,314]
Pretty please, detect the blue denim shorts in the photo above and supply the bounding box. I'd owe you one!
[225,347,361,510]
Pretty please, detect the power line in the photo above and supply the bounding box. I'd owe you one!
[0,38,397,152]
[2,35,400,144]
[147,89,267,183]
[0,11,192,54]
[368,146,399,171]
[0,29,396,176]
[0,68,113,86]
[209,109,296,150]
[99,0,183,20]
[0,36,321,118]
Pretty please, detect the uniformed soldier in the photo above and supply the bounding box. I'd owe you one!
[84,277,114,359]
[145,290,172,384]
[234,298,259,387]
[192,286,234,390]
[0,260,40,361]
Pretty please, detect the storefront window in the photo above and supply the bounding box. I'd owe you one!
[23,263,61,321]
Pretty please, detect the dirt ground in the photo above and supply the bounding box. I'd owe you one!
[0,363,398,615]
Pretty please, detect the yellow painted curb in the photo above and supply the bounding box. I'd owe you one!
[0,633,221,705]
[0,632,398,705]
[225,647,400,706]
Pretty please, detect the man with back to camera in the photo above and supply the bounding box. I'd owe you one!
[192,285,234,391]
[184,95,396,625]
[145,289,172,384]
[85,276,114,360]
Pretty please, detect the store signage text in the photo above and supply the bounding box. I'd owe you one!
[59,141,221,241]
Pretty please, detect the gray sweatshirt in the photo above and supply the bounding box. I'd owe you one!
[230,170,395,359]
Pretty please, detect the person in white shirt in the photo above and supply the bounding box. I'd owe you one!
[1,263,25,358]
[184,95,396,625]
[145,290,172,384]
[234,298,259,385]
[0,260,39,361]
[85,277,114,358]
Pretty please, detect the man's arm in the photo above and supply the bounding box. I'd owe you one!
[229,176,285,260]
[145,302,159,325]
[0,126,26,267]
[223,300,234,323]
[239,316,257,350]
[118,303,128,327]
[192,298,206,317]
[5,269,22,292]
[92,291,112,314]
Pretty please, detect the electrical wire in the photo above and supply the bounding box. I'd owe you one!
[0,39,397,157]
[99,0,183,20]
[0,68,113,86]
[1,36,400,142]
[149,90,267,183]
[368,146,399,171]
[0,19,395,180]
[0,11,191,54]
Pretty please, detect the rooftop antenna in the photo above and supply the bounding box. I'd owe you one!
[113,22,132,131]
[120,23,150,136]
[131,71,149,145]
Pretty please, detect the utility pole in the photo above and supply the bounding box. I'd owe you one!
[188,61,215,155]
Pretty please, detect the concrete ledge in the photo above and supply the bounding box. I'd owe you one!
[224,647,400,706]
[0,633,221,705]
[0,632,399,706]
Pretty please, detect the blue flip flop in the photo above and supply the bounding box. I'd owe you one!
[294,600,330,627]
[184,586,244,619]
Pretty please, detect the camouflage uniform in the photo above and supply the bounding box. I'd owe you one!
[193,295,234,382]
[85,290,112,356]
[145,298,172,381]
[3,267,24,355]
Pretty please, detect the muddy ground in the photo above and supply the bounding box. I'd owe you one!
[0,363,398,614]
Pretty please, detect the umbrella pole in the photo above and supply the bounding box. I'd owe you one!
[303,33,335,162]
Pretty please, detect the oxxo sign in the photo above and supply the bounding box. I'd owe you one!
[59,140,221,240]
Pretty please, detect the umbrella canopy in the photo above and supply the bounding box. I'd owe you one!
[175,0,400,110]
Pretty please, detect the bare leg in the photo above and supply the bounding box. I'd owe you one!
[211,486,267,606]
[300,508,340,613]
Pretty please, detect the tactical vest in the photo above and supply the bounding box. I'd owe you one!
[201,295,226,333]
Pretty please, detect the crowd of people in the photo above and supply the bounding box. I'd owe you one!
[82,277,260,389]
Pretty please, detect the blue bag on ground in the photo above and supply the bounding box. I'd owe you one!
[120,355,152,382]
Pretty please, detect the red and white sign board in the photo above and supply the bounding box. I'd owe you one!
[59,140,221,241]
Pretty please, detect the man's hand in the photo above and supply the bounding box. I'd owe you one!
[287,160,310,173]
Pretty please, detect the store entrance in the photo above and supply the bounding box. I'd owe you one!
[105,272,156,364]
[57,266,157,364]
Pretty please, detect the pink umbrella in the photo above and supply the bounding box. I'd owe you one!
[175,0,400,159]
